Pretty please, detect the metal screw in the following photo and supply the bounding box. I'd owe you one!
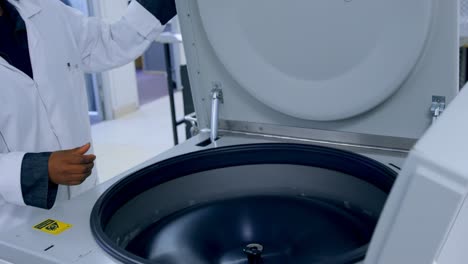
[243,244,264,264]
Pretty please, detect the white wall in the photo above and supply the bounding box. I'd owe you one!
[91,0,140,120]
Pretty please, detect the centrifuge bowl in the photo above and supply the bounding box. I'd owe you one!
[91,143,396,264]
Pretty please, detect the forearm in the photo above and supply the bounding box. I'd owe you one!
[21,153,58,210]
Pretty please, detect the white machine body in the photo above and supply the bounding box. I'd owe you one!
[0,0,464,263]
[366,87,468,263]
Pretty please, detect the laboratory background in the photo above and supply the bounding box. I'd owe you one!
[1,0,468,263]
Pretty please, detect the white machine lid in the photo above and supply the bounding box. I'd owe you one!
[198,0,432,121]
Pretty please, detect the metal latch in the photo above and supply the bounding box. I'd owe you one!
[210,84,224,144]
[184,112,199,137]
[430,96,446,123]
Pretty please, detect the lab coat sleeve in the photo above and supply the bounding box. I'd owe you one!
[61,0,165,72]
[21,153,58,210]
[0,152,27,206]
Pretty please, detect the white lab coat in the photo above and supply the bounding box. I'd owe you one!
[0,0,165,232]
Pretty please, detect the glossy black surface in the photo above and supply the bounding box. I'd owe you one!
[126,195,375,264]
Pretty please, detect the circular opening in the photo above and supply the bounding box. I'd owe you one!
[91,144,396,264]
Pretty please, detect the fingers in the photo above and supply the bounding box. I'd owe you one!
[50,170,92,186]
[67,154,96,165]
[64,163,95,175]
[84,154,97,163]
[64,169,94,186]
[72,143,91,155]
[48,145,96,186]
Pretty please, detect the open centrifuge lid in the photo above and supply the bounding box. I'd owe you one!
[177,0,458,144]
[198,0,431,121]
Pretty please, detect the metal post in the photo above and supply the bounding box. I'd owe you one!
[164,43,179,145]
[210,88,223,144]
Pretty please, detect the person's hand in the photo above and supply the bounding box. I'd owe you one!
[48,143,96,186]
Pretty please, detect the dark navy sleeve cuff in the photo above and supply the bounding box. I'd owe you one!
[136,0,177,25]
[21,153,58,210]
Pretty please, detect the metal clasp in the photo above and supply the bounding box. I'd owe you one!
[184,112,199,137]
[430,96,446,123]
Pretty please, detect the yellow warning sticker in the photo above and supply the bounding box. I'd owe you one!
[33,219,72,235]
